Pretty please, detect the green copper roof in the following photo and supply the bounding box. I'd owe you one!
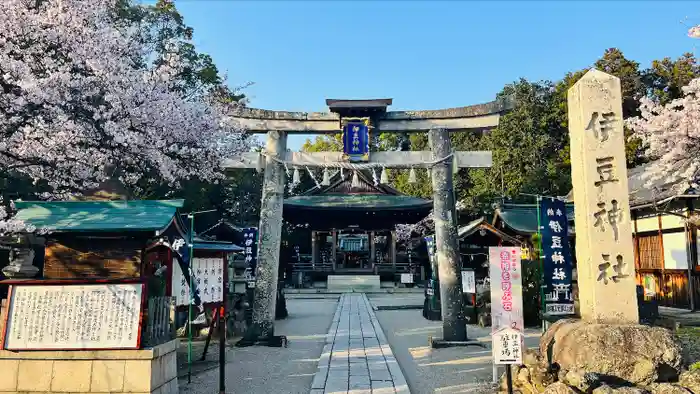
[14,200,185,232]
[495,204,574,235]
[284,194,432,210]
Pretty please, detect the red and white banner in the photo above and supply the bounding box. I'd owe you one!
[489,247,524,333]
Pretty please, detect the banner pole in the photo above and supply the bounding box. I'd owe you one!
[536,195,546,333]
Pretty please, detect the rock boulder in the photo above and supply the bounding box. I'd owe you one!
[679,370,700,394]
[540,320,683,385]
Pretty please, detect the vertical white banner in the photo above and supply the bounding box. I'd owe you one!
[489,247,524,332]
[489,246,525,366]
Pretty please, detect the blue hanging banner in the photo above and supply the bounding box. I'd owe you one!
[342,118,370,162]
[425,235,438,296]
[242,227,258,282]
[539,199,575,315]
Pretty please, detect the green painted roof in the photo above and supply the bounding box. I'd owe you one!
[284,194,432,210]
[495,204,575,235]
[14,200,185,232]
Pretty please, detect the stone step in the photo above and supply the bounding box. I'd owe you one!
[327,275,381,292]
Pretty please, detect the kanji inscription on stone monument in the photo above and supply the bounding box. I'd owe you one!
[568,69,639,324]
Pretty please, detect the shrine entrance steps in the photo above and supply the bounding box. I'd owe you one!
[327,275,381,292]
[309,293,410,393]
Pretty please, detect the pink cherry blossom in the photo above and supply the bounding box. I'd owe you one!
[627,78,700,191]
[0,0,251,232]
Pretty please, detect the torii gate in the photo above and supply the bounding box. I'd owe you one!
[224,98,513,346]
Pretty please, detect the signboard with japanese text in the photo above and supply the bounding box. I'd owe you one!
[461,270,476,293]
[342,118,370,162]
[401,273,414,284]
[492,327,524,365]
[2,283,144,350]
[489,247,524,332]
[172,257,224,306]
[243,227,258,286]
[540,198,575,315]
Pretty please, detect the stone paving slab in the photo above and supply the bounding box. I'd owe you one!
[309,293,410,394]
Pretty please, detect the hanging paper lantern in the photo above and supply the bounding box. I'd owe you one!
[408,167,417,184]
[292,167,301,184]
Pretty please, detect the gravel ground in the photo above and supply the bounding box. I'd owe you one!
[375,306,541,394]
[179,297,338,394]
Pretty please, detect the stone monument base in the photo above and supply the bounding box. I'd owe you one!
[498,320,699,394]
[0,339,179,394]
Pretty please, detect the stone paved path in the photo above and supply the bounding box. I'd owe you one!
[310,293,410,394]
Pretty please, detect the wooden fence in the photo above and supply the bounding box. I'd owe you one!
[143,296,176,347]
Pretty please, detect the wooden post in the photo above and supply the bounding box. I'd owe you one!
[390,230,397,275]
[311,231,318,270]
[370,231,376,269]
[429,127,467,341]
[687,200,697,311]
[248,130,287,340]
[331,230,337,272]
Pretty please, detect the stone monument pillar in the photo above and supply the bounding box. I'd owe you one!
[567,69,639,324]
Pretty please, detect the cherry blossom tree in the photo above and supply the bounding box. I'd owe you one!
[626,79,700,189]
[0,0,250,231]
[627,77,700,225]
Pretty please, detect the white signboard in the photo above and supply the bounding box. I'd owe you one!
[2,283,143,350]
[172,257,224,306]
[489,247,524,332]
[461,270,476,293]
[492,327,523,365]
[400,273,414,284]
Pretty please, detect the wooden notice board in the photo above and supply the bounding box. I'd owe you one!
[1,282,145,351]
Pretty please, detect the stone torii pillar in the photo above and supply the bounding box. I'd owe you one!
[246,130,287,342]
[429,127,466,341]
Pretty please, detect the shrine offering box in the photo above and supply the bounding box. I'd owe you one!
[1,280,145,351]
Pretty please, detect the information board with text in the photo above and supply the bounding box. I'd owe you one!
[2,283,144,350]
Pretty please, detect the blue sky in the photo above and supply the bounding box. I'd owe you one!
[169,0,695,150]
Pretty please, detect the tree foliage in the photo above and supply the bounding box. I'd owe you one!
[297,48,700,224]
[0,0,258,230]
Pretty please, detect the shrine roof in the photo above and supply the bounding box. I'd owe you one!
[284,194,432,211]
[493,203,575,236]
[564,162,700,208]
[193,240,243,252]
[14,199,185,233]
[457,217,523,245]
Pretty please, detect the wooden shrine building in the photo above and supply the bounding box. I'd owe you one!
[284,171,432,284]
[9,200,240,304]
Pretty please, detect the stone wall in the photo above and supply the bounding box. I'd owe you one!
[0,339,179,394]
